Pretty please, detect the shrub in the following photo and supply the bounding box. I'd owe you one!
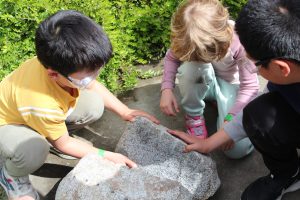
[222,0,247,19]
[0,0,179,93]
[0,0,246,93]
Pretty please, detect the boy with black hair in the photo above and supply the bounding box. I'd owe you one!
[0,10,159,200]
[236,0,300,199]
[169,0,300,199]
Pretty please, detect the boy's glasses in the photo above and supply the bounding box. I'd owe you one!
[247,57,300,74]
[62,69,101,89]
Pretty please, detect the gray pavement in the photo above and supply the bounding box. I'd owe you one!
[2,75,300,200]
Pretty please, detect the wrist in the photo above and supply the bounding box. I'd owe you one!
[98,148,105,157]
[119,107,131,120]
[224,113,234,122]
[204,138,213,153]
[161,88,173,93]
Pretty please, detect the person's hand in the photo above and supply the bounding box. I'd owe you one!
[160,89,180,116]
[104,151,137,168]
[121,108,160,124]
[167,129,211,154]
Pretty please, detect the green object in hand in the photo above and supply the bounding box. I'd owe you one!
[98,148,105,157]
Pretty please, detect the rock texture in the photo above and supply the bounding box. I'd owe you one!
[56,117,220,200]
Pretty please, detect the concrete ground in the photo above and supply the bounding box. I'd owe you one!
[1,75,300,200]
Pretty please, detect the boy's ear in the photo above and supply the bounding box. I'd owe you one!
[46,68,60,80]
[272,60,291,77]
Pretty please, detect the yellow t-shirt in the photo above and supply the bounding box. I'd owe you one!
[0,57,79,140]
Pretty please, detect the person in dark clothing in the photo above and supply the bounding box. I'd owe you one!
[236,0,300,199]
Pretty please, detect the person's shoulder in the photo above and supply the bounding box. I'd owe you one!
[231,33,241,49]
[19,56,41,67]
[14,57,43,77]
[228,23,245,59]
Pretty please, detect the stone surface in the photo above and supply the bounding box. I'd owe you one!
[56,117,220,200]
[56,154,191,200]
[116,117,220,200]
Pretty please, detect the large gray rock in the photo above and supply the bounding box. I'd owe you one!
[56,154,192,200]
[56,117,220,200]
[115,117,220,199]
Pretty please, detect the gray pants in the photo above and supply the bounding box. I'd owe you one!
[0,90,104,177]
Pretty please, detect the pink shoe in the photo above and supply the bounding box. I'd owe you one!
[185,115,208,139]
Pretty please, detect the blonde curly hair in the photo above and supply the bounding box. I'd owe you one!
[170,0,233,62]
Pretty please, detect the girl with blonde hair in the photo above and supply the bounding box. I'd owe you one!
[160,0,259,159]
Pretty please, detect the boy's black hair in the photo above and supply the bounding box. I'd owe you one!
[35,10,112,76]
[235,0,300,67]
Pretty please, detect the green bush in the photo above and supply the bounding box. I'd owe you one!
[222,0,247,19]
[0,0,246,93]
[0,0,179,93]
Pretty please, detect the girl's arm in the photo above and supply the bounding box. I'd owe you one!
[229,32,260,115]
[161,50,182,91]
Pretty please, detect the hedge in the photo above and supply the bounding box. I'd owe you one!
[0,0,247,93]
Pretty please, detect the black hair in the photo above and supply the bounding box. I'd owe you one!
[235,0,300,67]
[35,10,112,75]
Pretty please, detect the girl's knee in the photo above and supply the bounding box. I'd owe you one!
[177,62,214,84]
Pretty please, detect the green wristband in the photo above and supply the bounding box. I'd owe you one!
[224,113,234,122]
[98,148,105,157]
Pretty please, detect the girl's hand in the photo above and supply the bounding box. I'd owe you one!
[160,89,180,116]
[167,129,211,154]
[121,109,160,124]
[104,151,137,168]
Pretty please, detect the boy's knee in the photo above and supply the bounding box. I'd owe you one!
[79,90,104,110]
[6,137,49,176]
[86,110,103,124]
[76,98,104,124]
[67,90,104,124]
[242,104,256,138]
[243,93,276,138]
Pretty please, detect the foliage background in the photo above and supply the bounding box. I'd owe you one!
[0,0,247,94]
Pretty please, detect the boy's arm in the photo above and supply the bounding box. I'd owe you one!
[223,111,248,142]
[48,133,137,168]
[168,129,232,153]
[169,110,248,153]
[87,80,159,124]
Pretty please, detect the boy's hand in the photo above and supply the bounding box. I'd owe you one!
[160,89,180,116]
[104,151,137,168]
[167,129,210,154]
[121,109,160,124]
